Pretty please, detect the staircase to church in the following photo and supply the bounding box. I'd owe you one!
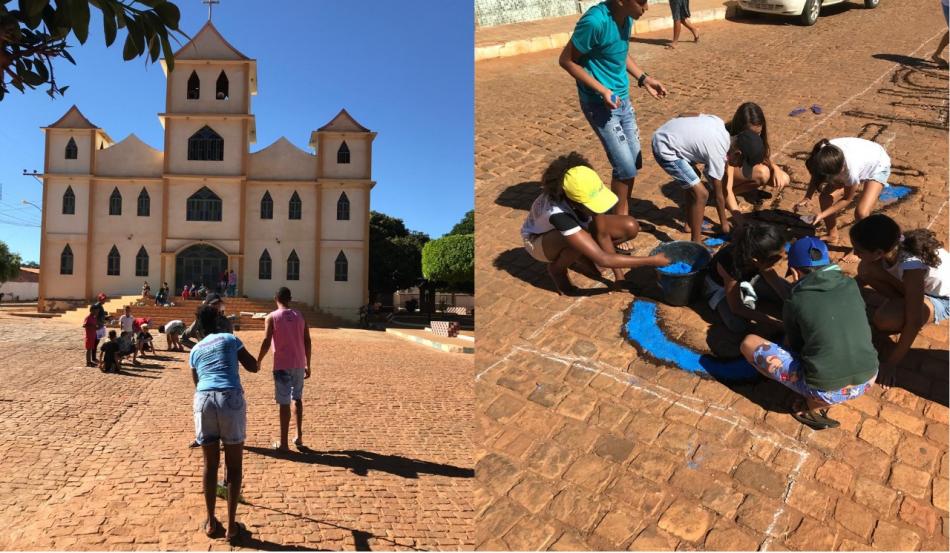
[102,297,350,331]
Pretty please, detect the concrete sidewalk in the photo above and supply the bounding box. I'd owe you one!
[475,0,736,62]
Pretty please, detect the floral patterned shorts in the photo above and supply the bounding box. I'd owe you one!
[752,341,876,405]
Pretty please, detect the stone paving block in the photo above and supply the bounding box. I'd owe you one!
[702,523,759,551]
[700,482,745,519]
[548,487,605,534]
[485,393,526,424]
[628,525,678,551]
[657,499,713,543]
[592,507,641,549]
[785,517,836,551]
[733,459,787,499]
[629,448,679,485]
[589,401,633,432]
[896,434,944,471]
[501,516,559,551]
[889,463,934,500]
[547,529,590,551]
[858,418,903,455]
[592,433,636,464]
[933,478,949,512]
[899,496,942,537]
[786,481,835,522]
[555,392,598,422]
[834,498,878,542]
[562,454,619,493]
[925,423,949,446]
[607,470,671,519]
[525,441,575,480]
[872,520,923,551]
[881,405,928,436]
[853,478,900,516]
[735,494,801,538]
[477,453,522,496]
[507,474,558,515]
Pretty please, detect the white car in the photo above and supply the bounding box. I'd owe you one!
[736,0,879,26]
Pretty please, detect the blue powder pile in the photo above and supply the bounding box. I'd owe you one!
[624,300,758,381]
[703,234,730,247]
[879,185,911,203]
[658,261,695,274]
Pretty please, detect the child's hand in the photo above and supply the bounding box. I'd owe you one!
[602,91,619,109]
[653,253,672,267]
[793,197,814,214]
[772,169,790,192]
[644,76,668,99]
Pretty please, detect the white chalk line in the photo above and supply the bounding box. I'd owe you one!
[525,296,587,341]
[928,200,948,230]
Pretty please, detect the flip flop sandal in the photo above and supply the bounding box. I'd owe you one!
[203,518,223,538]
[293,437,305,448]
[272,441,291,452]
[791,409,838,430]
[788,107,807,117]
[226,523,248,544]
[810,104,823,114]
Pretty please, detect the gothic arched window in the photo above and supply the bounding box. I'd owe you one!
[65,137,78,160]
[286,250,300,281]
[187,70,200,99]
[288,191,302,220]
[336,192,350,221]
[187,126,224,161]
[186,186,222,221]
[259,250,272,280]
[137,188,150,217]
[334,251,348,282]
[62,186,75,215]
[337,141,350,164]
[260,191,273,219]
[216,71,229,100]
[60,244,73,275]
[109,188,122,216]
[135,246,149,277]
[107,245,121,276]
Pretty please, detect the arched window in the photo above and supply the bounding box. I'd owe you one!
[187,126,224,161]
[260,191,273,219]
[216,71,229,100]
[65,137,78,160]
[186,186,222,221]
[137,188,150,217]
[288,191,302,220]
[109,188,122,216]
[336,192,350,221]
[187,70,200,99]
[286,250,300,281]
[337,141,350,164]
[259,250,272,280]
[334,251,348,282]
[62,186,75,215]
[60,244,73,275]
[107,245,121,276]
[135,246,149,277]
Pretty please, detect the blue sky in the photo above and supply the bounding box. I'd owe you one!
[0,0,474,263]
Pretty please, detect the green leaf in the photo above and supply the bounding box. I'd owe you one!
[102,11,116,45]
[19,0,48,18]
[128,16,145,54]
[61,47,76,64]
[33,57,49,80]
[122,32,137,60]
[67,0,90,43]
[159,31,174,71]
[147,34,160,62]
[59,85,69,94]
[154,1,180,30]
[22,69,45,86]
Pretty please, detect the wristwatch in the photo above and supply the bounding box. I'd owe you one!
[637,73,648,88]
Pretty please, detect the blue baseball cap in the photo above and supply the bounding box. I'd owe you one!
[788,236,830,268]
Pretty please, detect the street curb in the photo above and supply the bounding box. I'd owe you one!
[475,5,734,62]
[385,328,475,354]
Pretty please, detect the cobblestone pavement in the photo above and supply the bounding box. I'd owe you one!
[0,314,473,550]
[476,1,949,550]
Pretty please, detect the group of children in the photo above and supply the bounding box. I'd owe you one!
[82,303,191,372]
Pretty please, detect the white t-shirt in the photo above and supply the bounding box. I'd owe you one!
[829,138,890,186]
[119,314,134,333]
[521,193,590,240]
[885,248,950,298]
[651,114,730,180]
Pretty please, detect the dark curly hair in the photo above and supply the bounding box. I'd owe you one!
[541,152,593,200]
[849,214,901,253]
[902,229,943,268]
[805,138,846,193]
[732,222,787,276]
[726,102,771,159]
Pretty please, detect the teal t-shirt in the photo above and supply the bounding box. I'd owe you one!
[571,2,633,104]
[190,332,244,392]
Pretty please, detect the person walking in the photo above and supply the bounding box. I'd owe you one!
[932,0,949,68]
[228,270,238,298]
[668,0,699,48]
[190,304,259,541]
[559,0,669,218]
[257,287,312,451]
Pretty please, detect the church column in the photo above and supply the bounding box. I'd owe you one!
[84,129,98,300]
[313,134,324,310]
[37,134,51,311]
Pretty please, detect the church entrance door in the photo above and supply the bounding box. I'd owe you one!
[175,245,228,295]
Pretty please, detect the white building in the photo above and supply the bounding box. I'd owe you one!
[37,22,375,320]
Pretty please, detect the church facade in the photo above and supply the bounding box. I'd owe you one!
[37,22,375,320]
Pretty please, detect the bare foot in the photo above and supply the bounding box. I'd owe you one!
[693,33,700,42]
[933,53,949,68]
[877,371,896,391]
[204,517,222,538]
[547,266,577,296]
[839,250,859,264]
[666,42,676,49]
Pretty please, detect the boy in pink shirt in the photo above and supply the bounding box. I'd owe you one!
[257,287,311,451]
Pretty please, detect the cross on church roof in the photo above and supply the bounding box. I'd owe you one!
[203,0,220,21]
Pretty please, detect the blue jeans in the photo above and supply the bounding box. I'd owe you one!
[655,155,702,188]
[580,98,642,181]
[194,389,247,445]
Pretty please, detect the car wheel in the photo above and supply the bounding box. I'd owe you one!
[864,0,879,7]
[800,0,821,25]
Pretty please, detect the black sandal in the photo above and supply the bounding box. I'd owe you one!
[791,399,840,430]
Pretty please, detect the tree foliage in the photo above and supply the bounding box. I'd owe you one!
[369,211,429,295]
[0,240,22,286]
[447,209,473,236]
[0,0,186,100]
[421,234,473,292]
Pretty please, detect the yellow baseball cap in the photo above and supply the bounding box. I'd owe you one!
[562,166,618,214]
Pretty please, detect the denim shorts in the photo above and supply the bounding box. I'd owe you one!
[580,98,642,181]
[869,161,891,187]
[927,294,950,324]
[274,368,306,405]
[194,389,247,445]
[752,341,876,405]
[655,155,702,188]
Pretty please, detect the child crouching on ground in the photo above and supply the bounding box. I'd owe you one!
[704,222,791,335]
[159,320,186,352]
[651,113,767,240]
[99,330,121,373]
[740,237,879,430]
[136,324,154,358]
[521,152,670,294]
[850,214,950,387]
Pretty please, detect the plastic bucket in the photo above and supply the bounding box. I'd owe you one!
[650,241,712,307]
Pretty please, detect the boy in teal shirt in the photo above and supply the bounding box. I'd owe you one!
[559,0,668,218]
[739,237,878,430]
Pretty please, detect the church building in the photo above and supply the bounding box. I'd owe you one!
[37,22,376,320]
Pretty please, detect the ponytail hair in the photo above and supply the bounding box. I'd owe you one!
[804,139,845,193]
[732,222,787,276]
[902,229,943,268]
[541,152,592,200]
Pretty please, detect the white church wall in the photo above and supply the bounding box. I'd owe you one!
[321,136,370,180]
[47,131,92,174]
[319,245,363,319]
[44,236,88,299]
[242,242,315,306]
[166,180,242,242]
[166,119,245,176]
[95,139,163,177]
[248,140,317,181]
[46,179,90,234]
[320,186,366,242]
[168,64,248,114]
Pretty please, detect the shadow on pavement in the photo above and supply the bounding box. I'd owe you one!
[245,446,474,479]
[493,248,612,297]
[495,181,540,211]
[630,36,673,47]
[114,368,160,378]
[872,53,942,68]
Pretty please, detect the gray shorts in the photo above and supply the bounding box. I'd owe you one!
[194,389,247,445]
[274,369,306,405]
